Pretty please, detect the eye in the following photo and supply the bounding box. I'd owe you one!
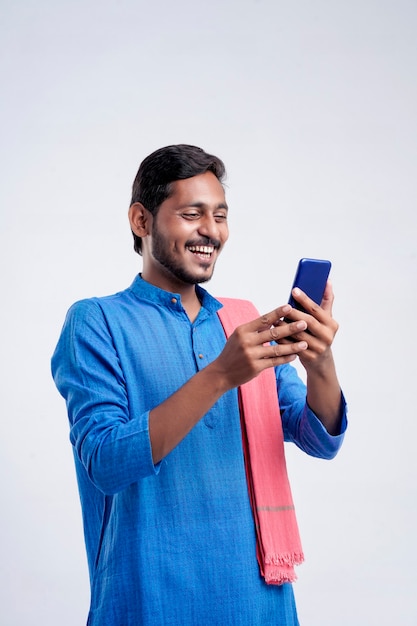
[182,212,200,220]
[214,213,228,222]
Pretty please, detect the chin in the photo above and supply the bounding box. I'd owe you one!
[195,274,213,285]
[195,264,216,282]
[183,267,215,285]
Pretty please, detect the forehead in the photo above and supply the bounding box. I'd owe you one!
[167,172,226,206]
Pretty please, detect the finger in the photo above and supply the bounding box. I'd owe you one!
[289,314,338,352]
[263,339,308,361]
[241,304,293,334]
[290,288,328,323]
[320,280,334,313]
[261,320,307,344]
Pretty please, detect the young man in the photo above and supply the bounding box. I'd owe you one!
[52,144,347,625]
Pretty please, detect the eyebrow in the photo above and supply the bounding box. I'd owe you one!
[179,201,229,211]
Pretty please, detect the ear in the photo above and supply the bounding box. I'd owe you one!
[128,202,152,237]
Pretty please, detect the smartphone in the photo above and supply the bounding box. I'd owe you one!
[288,258,331,311]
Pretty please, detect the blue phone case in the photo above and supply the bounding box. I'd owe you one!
[288,258,331,310]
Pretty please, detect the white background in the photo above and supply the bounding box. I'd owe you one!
[1,1,416,624]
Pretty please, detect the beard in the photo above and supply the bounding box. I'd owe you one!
[151,223,218,286]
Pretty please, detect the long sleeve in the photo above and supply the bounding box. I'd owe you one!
[276,363,347,459]
[51,299,159,494]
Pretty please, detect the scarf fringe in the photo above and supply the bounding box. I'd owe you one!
[264,568,298,585]
[264,552,305,567]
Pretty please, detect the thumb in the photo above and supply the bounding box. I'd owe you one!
[321,280,334,313]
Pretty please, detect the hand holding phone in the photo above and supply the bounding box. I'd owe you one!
[283,259,331,340]
[288,258,331,311]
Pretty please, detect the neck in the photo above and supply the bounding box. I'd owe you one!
[140,271,202,323]
[181,291,202,323]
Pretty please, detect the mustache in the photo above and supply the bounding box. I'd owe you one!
[185,237,221,249]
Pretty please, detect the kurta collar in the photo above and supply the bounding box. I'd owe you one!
[128,274,223,315]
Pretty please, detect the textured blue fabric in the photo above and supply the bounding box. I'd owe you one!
[51,274,347,626]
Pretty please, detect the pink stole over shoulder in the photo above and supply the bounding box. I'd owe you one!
[217,298,304,584]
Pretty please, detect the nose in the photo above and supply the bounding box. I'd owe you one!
[197,213,221,241]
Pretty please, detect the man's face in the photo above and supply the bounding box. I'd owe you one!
[143,171,229,290]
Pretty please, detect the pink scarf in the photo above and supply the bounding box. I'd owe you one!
[217,298,304,584]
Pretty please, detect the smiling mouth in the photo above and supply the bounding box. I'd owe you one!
[186,245,215,260]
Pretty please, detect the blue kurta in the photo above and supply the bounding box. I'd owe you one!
[51,275,346,626]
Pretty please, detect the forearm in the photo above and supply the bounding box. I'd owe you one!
[306,351,343,435]
[149,360,231,463]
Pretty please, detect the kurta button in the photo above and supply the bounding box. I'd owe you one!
[198,353,204,359]
[171,297,177,304]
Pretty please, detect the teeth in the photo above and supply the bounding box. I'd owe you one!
[188,246,214,254]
